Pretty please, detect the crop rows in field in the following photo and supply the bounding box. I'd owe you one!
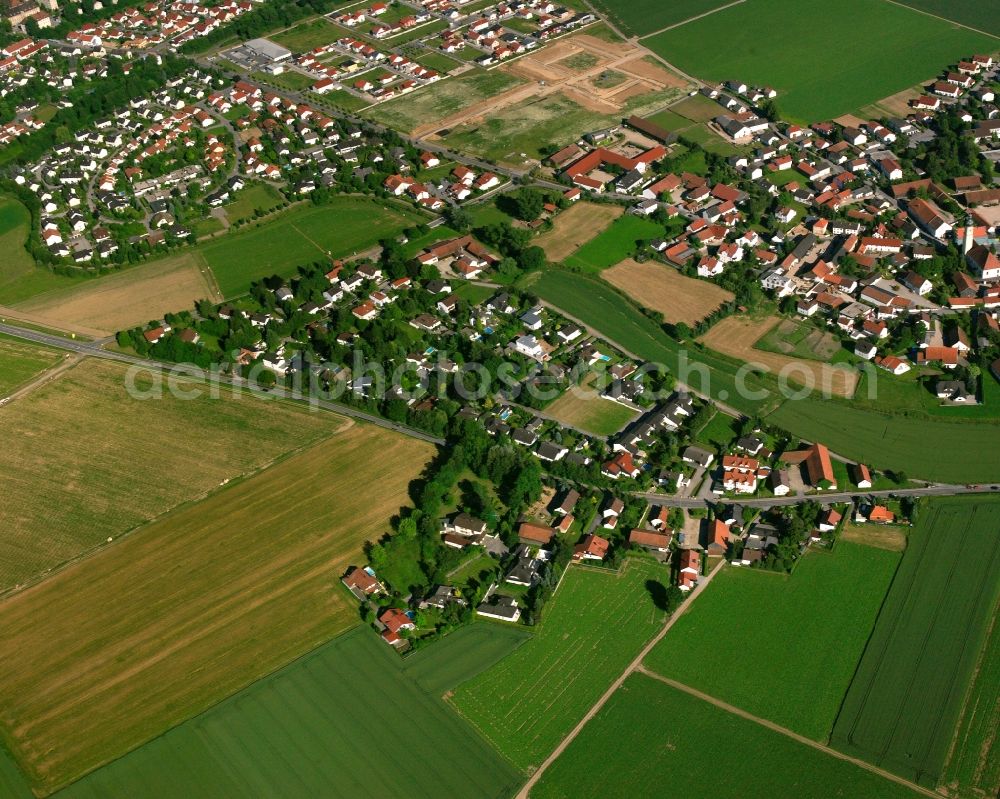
[451,559,671,771]
[831,498,1000,787]
[532,673,924,799]
[58,627,523,799]
[588,0,733,37]
[940,609,1000,799]
[640,0,997,122]
[643,543,901,742]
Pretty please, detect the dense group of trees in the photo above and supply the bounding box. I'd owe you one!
[919,108,993,187]
[180,0,341,54]
[9,55,196,165]
[362,418,547,638]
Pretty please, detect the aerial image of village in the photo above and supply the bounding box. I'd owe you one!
[0,0,997,796]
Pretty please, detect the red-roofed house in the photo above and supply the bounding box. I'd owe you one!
[866,505,895,524]
[573,534,610,561]
[379,608,415,645]
[706,519,730,556]
[678,548,700,590]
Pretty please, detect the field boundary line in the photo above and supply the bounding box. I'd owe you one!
[879,0,1000,40]
[43,623,366,797]
[0,352,81,405]
[941,593,1000,789]
[638,669,939,799]
[288,221,334,258]
[828,532,909,743]
[0,423,346,602]
[195,250,225,303]
[515,558,726,798]
[638,0,747,38]
[834,505,938,751]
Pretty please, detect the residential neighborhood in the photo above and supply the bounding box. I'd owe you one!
[0,1,996,798]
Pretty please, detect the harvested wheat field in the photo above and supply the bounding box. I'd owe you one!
[699,315,859,398]
[602,259,733,326]
[536,203,623,261]
[0,423,433,795]
[16,252,220,336]
[0,359,339,591]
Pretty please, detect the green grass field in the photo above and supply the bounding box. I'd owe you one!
[531,673,924,799]
[0,333,63,398]
[589,0,736,36]
[270,18,339,51]
[223,182,285,223]
[564,216,664,272]
[251,69,315,92]
[452,559,671,771]
[0,743,30,799]
[767,397,1000,483]
[641,0,997,121]
[891,0,1000,36]
[202,198,422,297]
[849,368,1000,421]
[831,497,1000,787]
[644,544,901,742]
[364,69,525,132]
[528,269,1000,481]
[0,197,81,305]
[695,409,740,449]
[544,387,639,436]
[57,626,524,799]
[940,610,1000,799]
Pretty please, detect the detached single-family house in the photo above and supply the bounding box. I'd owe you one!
[379,608,415,646]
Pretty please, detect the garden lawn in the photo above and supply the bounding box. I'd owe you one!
[57,627,523,799]
[223,182,285,223]
[563,216,664,272]
[544,383,639,436]
[270,18,339,51]
[641,0,997,122]
[644,543,900,742]
[831,497,1000,787]
[451,559,671,771]
[531,673,924,799]
[695,409,739,450]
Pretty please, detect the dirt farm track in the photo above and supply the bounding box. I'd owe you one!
[414,34,688,137]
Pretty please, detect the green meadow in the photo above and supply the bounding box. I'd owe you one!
[641,0,997,121]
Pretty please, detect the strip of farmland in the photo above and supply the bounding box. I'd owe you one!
[830,497,1000,787]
